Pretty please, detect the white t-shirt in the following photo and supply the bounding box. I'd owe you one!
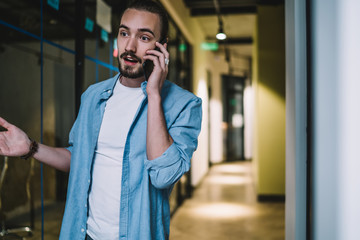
[86,80,144,240]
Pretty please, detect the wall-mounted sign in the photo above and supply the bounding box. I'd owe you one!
[47,0,59,10]
[113,39,118,57]
[179,43,187,52]
[101,29,109,42]
[96,0,111,33]
[201,42,219,51]
[85,18,94,32]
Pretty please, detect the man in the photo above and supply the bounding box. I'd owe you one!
[0,1,202,239]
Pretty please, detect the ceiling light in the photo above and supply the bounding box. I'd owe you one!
[216,20,227,40]
[216,32,227,40]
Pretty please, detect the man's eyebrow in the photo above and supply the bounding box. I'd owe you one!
[119,24,129,30]
[119,24,155,37]
[138,28,155,37]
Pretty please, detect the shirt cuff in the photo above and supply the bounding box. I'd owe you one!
[66,145,73,154]
[144,143,181,170]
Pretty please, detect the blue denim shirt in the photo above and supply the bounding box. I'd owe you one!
[59,74,202,240]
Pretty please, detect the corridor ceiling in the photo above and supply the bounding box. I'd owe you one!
[182,0,284,58]
[0,0,283,60]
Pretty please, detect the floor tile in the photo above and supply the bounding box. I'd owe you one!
[170,161,285,240]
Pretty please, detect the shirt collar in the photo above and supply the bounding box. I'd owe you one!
[99,73,149,99]
[100,73,120,99]
[141,81,148,96]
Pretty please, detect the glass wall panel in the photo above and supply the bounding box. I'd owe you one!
[0,25,41,238]
[41,41,75,238]
[84,2,118,64]
[84,1,99,60]
[166,19,193,215]
[0,0,41,37]
[85,38,117,84]
[43,0,76,51]
[167,21,178,86]
[178,36,191,90]
[97,30,112,64]
[98,64,115,82]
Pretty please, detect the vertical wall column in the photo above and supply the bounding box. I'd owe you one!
[253,5,286,199]
[75,0,85,113]
[285,0,307,239]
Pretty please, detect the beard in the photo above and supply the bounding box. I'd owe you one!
[117,52,144,79]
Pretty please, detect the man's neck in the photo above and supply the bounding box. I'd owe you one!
[119,75,145,88]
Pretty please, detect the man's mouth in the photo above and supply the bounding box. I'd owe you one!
[120,52,142,66]
[124,56,139,63]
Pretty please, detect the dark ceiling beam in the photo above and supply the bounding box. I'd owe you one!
[191,6,257,16]
[257,0,284,5]
[206,37,253,45]
[184,0,284,16]
[184,0,258,8]
[184,0,283,8]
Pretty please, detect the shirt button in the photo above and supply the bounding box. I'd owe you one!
[88,179,90,183]
[81,228,85,232]
[85,204,87,208]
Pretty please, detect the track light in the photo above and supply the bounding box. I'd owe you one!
[216,20,226,40]
[216,28,226,40]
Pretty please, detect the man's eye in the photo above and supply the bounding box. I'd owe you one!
[120,31,128,37]
[141,36,150,41]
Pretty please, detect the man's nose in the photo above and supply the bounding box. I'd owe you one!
[125,38,137,52]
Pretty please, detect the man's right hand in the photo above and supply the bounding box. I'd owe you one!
[0,116,71,172]
[0,117,31,157]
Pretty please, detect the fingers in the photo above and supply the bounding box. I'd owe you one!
[144,41,169,71]
[155,41,169,59]
[0,117,11,130]
[0,134,10,156]
[143,54,166,72]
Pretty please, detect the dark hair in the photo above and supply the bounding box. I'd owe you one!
[122,0,169,41]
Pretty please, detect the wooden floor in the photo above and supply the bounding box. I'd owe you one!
[170,161,285,240]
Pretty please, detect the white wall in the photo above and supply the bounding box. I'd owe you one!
[252,5,286,196]
[191,79,209,186]
[243,81,254,160]
[312,0,360,239]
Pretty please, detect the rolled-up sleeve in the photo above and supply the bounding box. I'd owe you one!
[66,126,75,154]
[66,119,77,154]
[66,93,85,154]
[144,97,202,189]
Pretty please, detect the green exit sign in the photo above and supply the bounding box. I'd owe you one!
[201,42,219,51]
[179,43,187,52]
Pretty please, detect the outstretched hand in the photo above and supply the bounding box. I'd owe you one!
[0,117,31,157]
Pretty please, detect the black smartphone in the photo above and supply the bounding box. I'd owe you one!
[143,38,167,81]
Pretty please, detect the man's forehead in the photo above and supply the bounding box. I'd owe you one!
[120,9,161,36]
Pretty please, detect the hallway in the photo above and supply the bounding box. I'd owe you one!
[170,161,285,240]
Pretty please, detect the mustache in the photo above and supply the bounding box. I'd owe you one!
[119,51,142,63]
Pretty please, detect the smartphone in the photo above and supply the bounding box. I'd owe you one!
[143,38,167,81]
